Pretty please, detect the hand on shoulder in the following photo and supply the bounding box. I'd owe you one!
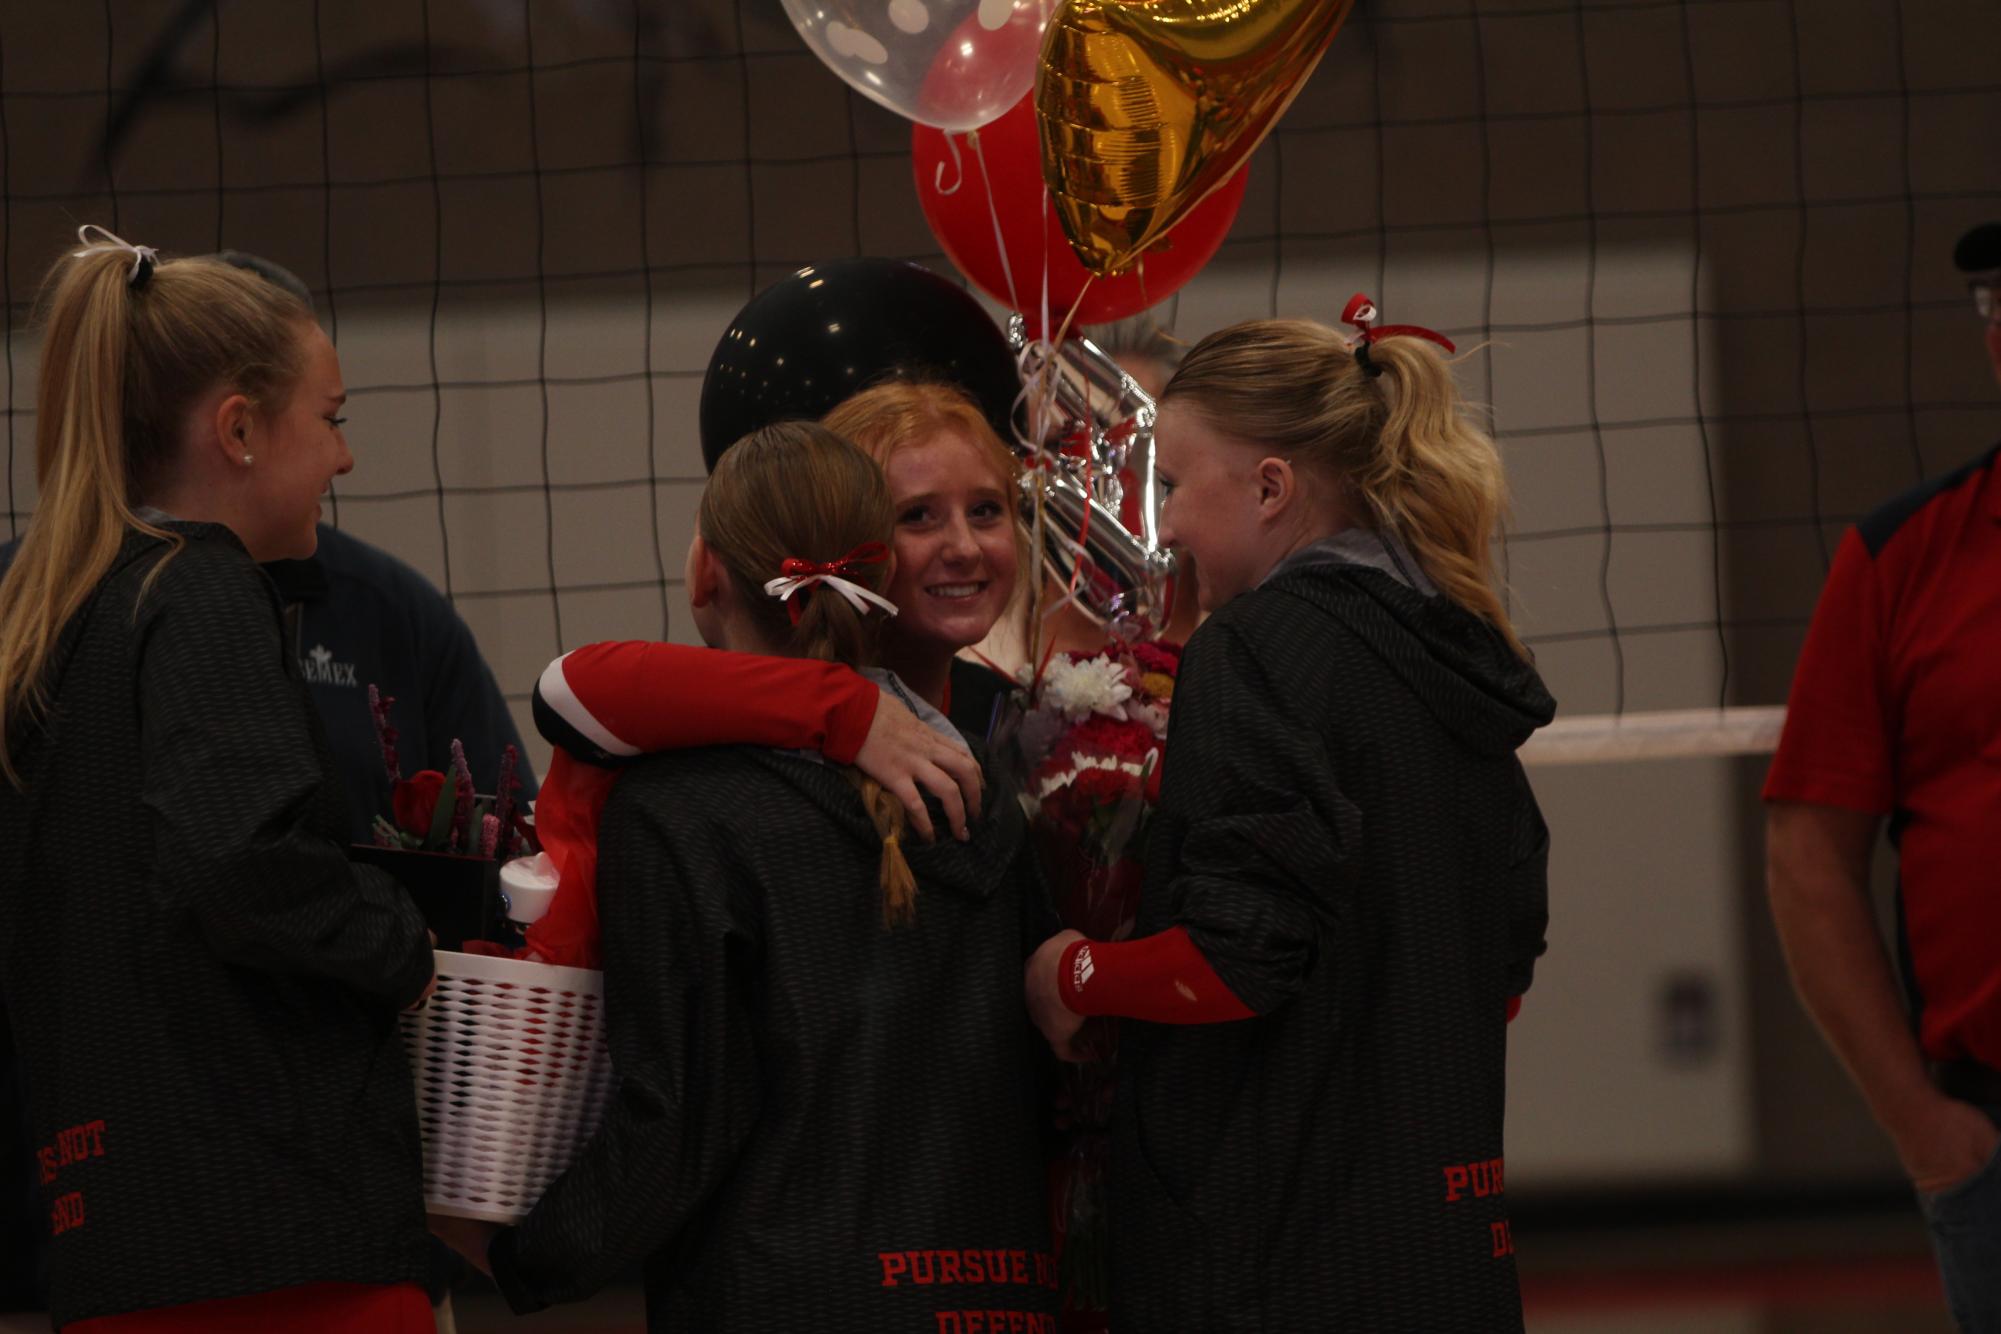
[854,685,982,842]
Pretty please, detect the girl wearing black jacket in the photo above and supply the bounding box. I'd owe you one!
[0,231,437,1331]
[1025,304,1555,1331]
[439,423,1058,1332]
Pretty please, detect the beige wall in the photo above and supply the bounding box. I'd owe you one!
[3,0,1996,1188]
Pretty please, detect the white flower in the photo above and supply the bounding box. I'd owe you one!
[1037,654,1133,723]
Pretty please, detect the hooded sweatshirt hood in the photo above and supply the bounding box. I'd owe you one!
[1262,553,1555,758]
[745,740,1027,904]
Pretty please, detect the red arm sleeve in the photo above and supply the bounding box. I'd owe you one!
[1056,927,1257,1024]
[1763,528,1895,815]
[538,641,879,766]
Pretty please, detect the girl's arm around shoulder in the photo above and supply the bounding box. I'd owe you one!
[537,641,981,840]
[136,546,430,1008]
[535,640,879,763]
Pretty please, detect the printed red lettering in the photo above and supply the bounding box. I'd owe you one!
[911,1250,937,1284]
[1007,1311,1027,1332]
[879,1252,908,1287]
[939,1251,963,1284]
[1490,1220,1514,1257]
[962,1250,986,1283]
[934,1316,962,1333]
[1443,1164,1470,1201]
[1444,1157,1506,1203]
[35,1148,56,1187]
[965,1314,986,1333]
[1008,1249,1028,1284]
[49,1192,84,1237]
[982,1250,1009,1283]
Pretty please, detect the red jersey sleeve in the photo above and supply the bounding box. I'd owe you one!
[538,640,879,765]
[1763,527,1896,815]
[522,643,879,969]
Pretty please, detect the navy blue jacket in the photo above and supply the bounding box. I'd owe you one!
[264,524,537,841]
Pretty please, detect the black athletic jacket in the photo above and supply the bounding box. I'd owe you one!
[1111,558,1554,1333]
[0,524,435,1327]
[491,744,1059,1332]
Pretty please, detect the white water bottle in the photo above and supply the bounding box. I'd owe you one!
[498,852,561,929]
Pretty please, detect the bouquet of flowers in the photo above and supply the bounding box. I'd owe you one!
[1015,639,1180,1328]
[1019,640,1177,936]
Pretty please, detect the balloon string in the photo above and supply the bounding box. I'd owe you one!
[1067,442,1094,603]
[933,134,966,197]
[1056,273,1094,609]
[1053,275,1092,348]
[1026,180,1056,682]
[967,130,1017,314]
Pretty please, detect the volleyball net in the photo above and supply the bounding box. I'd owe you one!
[1,0,1994,767]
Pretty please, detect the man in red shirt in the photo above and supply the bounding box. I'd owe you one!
[1765,221,2001,1330]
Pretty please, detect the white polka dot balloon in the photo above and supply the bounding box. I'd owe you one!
[778,0,1048,133]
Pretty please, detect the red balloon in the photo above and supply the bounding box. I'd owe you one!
[912,93,1249,339]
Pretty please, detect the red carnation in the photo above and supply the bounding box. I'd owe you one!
[1039,761,1146,835]
[1130,640,1182,676]
[392,770,446,838]
[1063,715,1155,762]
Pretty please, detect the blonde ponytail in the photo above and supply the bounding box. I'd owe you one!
[1162,318,1526,659]
[700,422,919,920]
[856,777,919,926]
[0,239,311,785]
[1345,336,1522,658]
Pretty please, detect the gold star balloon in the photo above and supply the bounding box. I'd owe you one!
[1037,0,1356,277]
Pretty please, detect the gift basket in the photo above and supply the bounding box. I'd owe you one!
[355,687,614,1222]
[399,934,613,1223]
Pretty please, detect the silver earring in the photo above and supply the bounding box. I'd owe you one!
[241,454,253,465]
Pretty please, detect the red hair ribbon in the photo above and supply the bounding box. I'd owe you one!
[1341,292,1455,376]
[765,541,894,625]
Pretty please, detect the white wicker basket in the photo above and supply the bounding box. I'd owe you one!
[399,949,615,1223]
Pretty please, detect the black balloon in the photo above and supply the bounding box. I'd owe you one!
[698,258,1021,471]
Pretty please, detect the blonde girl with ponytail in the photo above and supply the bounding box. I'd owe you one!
[446,422,1059,1331]
[1022,302,1556,1331]
[0,230,438,1332]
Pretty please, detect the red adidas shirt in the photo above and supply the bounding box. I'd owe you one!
[1764,444,2001,1068]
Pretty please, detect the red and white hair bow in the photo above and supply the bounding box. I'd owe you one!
[1341,292,1455,375]
[763,541,898,624]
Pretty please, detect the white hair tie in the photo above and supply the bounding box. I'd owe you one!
[73,224,158,290]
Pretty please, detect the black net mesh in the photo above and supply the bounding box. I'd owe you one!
[2,0,1997,751]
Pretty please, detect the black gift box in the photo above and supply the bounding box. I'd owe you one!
[350,844,508,951]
